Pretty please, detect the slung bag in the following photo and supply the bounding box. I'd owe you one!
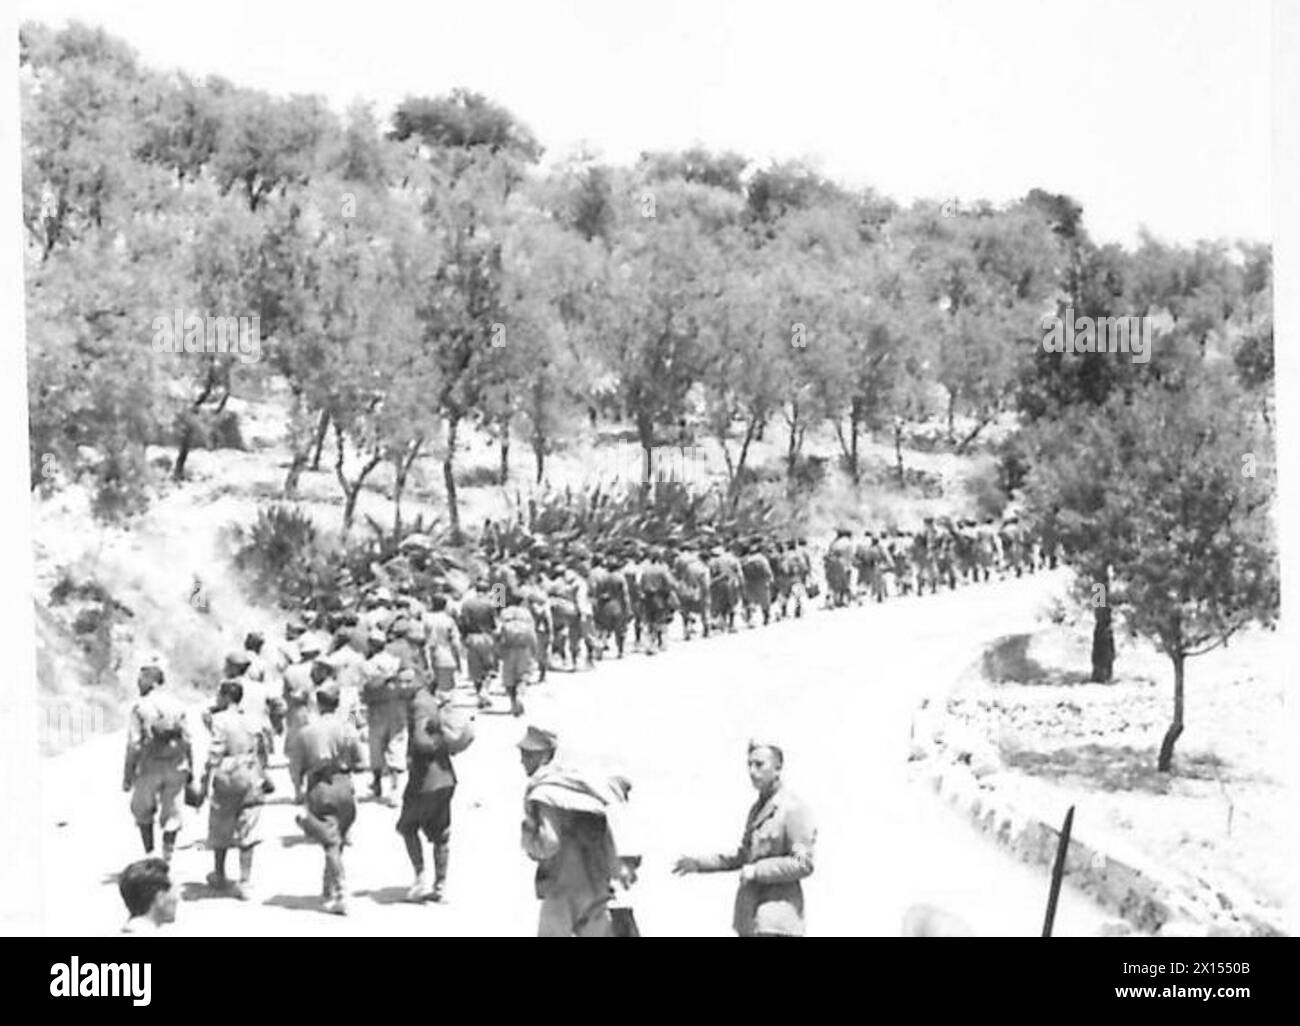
[437,698,476,755]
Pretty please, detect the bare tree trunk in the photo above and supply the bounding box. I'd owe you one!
[849,401,861,483]
[954,413,994,455]
[894,420,905,486]
[636,413,655,487]
[392,437,423,537]
[443,415,462,542]
[1157,653,1186,772]
[310,410,330,471]
[335,426,382,534]
[786,402,801,477]
[946,392,955,443]
[1090,603,1115,682]
[173,418,196,481]
[533,435,546,485]
[729,417,759,506]
[498,414,511,485]
[283,453,307,498]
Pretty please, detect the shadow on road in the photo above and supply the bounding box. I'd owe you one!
[265,893,329,913]
[1003,744,1241,793]
[352,886,410,906]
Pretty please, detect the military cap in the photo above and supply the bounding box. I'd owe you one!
[517,725,558,752]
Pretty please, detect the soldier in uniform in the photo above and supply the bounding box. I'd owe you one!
[824,529,855,608]
[458,579,500,705]
[203,680,268,900]
[423,594,463,693]
[361,646,408,805]
[122,661,192,862]
[519,568,554,682]
[673,740,816,937]
[591,554,631,658]
[497,592,538,717]
[282,634,326,803]
[767,540,794,620]
[563,565,597,668]
[637,548,679,653]
[290,681,367,915]
[852,532,878,605]
[518,726,637,938]
[397,671,461,902]
[673,545,712,640]
[708,544,741,633]
[740,539,774,627]
[621,545,646,647]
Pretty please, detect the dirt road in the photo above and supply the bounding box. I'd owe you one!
[34,570,1114,936]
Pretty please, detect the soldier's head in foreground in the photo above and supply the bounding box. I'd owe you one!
[747,739,783,796]
[517,724,558,776]
[244,631,264,655]
[119,857,178,927]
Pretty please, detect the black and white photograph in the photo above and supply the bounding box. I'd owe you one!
[0,0,1295,997]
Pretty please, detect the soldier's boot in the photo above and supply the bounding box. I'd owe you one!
[208,849,230,892]
[510,689,525,717]
[161,830,178,863]
[234,848,255,901]
[431,845,450,903]
[138,823,155,855]
[407,867,430,902]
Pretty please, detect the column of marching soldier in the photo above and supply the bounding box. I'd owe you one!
[118,513,1057,932]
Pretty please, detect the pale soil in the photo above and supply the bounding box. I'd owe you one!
[946,619,1294,931]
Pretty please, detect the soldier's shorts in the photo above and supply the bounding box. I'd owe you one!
[130,762,187,833]
[500,646,532,694]
[432,664,456,691]
[207,797,262,850]
[395,786,453,844]
[465,633,496,682]
[302,770,357,848]
[743,582,772,610]
[366,701,408,773]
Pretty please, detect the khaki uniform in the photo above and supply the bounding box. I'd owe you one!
[282,662,317,792]
[290,713,366,900]
[124,690,192,835]
[520,767,635,938]
[496,606,538,699]
[205,706,266,850]
[695,785,816,937]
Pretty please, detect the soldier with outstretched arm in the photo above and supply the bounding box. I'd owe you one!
[673,740,816,937]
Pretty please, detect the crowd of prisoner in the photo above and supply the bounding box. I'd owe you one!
[119,513,1055,933]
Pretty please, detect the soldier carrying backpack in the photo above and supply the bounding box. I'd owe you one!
[123,660,192,862]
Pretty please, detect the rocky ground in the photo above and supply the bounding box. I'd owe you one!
[938,621,1293,932]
